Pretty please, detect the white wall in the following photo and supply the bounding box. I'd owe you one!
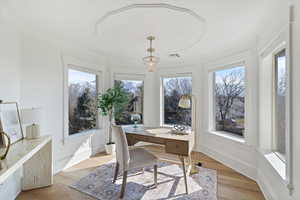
[0,23,23,200]
[1,2,299,200]
[255,2,300,200]
[0,24,21,102]
[291,2,300,199]
[199,50,259,180]
[20,34,108,173]
[256,26,291,200]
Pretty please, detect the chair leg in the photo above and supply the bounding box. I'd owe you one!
[120,171,128,199]
[113,162,119,183]
[154,164,158,188]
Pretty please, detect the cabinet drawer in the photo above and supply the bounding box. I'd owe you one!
[165,140,189,156]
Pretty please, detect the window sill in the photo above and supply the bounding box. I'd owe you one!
[65,128,102,142]
[208,130,245,143]
[264,152,286,180]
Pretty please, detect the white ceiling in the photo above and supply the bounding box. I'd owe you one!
[0,0,288,68]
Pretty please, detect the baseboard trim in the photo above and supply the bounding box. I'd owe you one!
[92,145,105,155]
[196,145,257,180]
[257,170,277,200]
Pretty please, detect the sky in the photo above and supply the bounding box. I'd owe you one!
[69,69,96,85]
[277,55,286,82]
[215,66,245,84]
[117,80,143,94]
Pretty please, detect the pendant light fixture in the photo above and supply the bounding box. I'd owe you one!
[143,36,159,72]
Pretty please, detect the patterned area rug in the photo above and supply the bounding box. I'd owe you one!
[70,162,217,200]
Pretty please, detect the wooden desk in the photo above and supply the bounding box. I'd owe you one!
[124,127,195,194]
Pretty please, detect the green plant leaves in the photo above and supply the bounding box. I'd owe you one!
[98,85,129,117]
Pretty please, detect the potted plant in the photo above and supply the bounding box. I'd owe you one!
[98,86,129,155]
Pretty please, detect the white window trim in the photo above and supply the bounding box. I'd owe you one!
[160,73,193,127]
[271,45,287,157]
[268,42,292,188]
[258,10,293,192]
[113,73,145,125]
[63,58,103,143]
[208,61,247,141]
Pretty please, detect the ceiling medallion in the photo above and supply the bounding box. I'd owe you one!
[95,3,205,34]
[143,36,159,72]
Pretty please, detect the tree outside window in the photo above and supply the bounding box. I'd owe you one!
[162,76,192,126]
[114,80,144,125]
[214,66,245,136]
[68,68,98,135]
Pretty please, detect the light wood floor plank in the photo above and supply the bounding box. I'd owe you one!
[17,146,265,200]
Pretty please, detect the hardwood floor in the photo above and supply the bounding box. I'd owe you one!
[17,145,265,200]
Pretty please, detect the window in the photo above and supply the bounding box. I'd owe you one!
[68,67,98,135]
[114,80,144,125]
[162,76,192,126]
[213,66,245,137]
[273,49,287,161]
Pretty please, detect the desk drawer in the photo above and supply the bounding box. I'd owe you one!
[126,134,165,146]
[165,140,189,156]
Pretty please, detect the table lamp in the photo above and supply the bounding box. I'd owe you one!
[178,94,196,132]
[20,107,42,139]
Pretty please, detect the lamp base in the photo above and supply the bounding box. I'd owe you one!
[26,124,40,139]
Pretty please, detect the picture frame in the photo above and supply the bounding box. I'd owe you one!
[0,102,24,144]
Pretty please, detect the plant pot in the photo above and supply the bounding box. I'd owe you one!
[105,143,116,155]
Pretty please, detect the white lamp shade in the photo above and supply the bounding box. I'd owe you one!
[20,107,42,125]
[178,96,191,109]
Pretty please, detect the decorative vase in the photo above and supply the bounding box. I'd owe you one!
[25,124,40,139]
[105,143,116,155]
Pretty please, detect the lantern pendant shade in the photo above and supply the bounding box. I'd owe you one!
[143,36,159,72]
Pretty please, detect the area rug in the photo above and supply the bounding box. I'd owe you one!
[70,161,217,200]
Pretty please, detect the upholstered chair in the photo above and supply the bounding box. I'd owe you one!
[112,125,158,198]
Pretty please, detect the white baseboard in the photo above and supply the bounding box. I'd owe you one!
[257,170,277,200]
[54,149,91,174]
[92,145,105,155]
[197,145,257,181]
[54,144,105,174]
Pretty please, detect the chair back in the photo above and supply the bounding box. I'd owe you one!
[112,125,130,171]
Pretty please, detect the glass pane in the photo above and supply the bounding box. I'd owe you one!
[163,76,192,126]
[214,66,245,136]
[68,69,97,135]
[275,49,286,158]
[114,80,144,125]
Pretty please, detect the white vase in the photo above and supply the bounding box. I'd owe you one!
[105,143,116,155]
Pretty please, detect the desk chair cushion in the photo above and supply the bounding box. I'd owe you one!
[112,125,130,171]
[129,148,158,170]
[112,125,157,171]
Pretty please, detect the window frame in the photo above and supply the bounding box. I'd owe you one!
[208,62,247,141]
[113,78,145,125]
[259,38,293,190]
[272,48,288,163]
[63,63,103,140]
[160,73,193,127]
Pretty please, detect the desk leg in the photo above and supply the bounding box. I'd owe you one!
[179,156,188,194]
[22,140,53,191]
